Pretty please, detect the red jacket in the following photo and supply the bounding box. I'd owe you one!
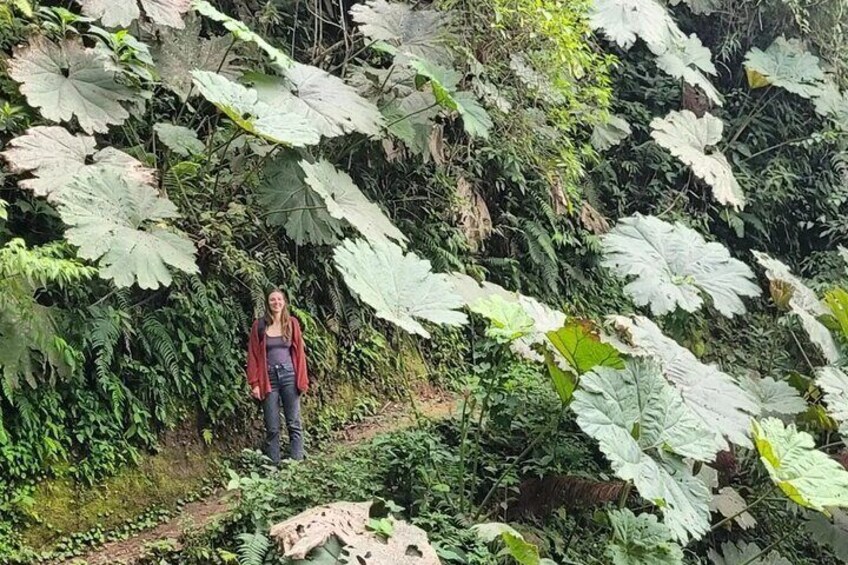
[246,317,309,399]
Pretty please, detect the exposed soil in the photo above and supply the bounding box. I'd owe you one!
[59,390,457,565]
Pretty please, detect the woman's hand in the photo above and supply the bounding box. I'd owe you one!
[251,386,261,399]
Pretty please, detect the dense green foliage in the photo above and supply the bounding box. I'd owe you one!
[0,0,847,562]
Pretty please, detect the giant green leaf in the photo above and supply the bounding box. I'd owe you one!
[708,541,791,565]
[601,214,759,317]
[743,37,825,98]
[611,315,760,448]
[349,0,451,64]
[606,508,683,565]
[739,376,807,418]
[192,0,292,70]
[191,71,320,147]
[824,287,848,342]
[300,159,407,245]
[591,114,632,151]
[510,294,566,362]
[752,417,848,513]
[817,367,848,434]
[246,68,384,139]
[651,34,722,106]
[547,322,624,376]
[651,111,743,208]
[153,123,204,156]
[806,509,848,563]
[154,12,239,100]
[468,294,535,344]
[79,0,190,28]
[408,57,492,139]
[7,37,138,134]
[1,126,155,200]
[256,154,341,246]
[332,238,466,338]
[472,523,554,565]
[445,272,516,307]
[590,0,676,51]
[753,252,839,363]
[572,359,718,540]
[813,82,848,130]
[381,90,439,155]
[56,166,199,289]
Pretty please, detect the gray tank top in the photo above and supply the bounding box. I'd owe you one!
[266,335,293,370]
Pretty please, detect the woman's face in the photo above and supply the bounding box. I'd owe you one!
[268,291,286,315]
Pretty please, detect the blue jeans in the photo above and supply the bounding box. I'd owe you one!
[262,365,304,463]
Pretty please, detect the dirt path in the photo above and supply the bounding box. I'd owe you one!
[61,391,457,565]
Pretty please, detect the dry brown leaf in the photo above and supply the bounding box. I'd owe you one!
[428,124,446,165]
[456,177,492,251]
[550,175,568,216]
[269,501,439,564]
[579,201,610,234]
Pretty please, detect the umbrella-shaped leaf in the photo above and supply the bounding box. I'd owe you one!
[191,71,320,146]
[601,214,759,317]
[77,0,139,27]
[8,37,138,134]
[651,34,722,106]
[650,111,744,209]
[192,0,292,70]
[753,251,839,363]
[154,12,239,100]
[349,0,451,64]
[300,159,407,245]
[2,126,154,200]
[469,294,535,344]
[812,81,848,129]
[708,541,791,565]
[606,508,683,565]
[332,238,466,338]
[256,154,341,246]
[817,366,848,434]
[153,123,204,156]
[738,376,807,418]
[57,166,198,289]
[752,417,848,513]
[591,114,632,151]
[79,0,189,28]
[590,0,676,51]
[611,315,760,448]
[743,37,825,98]
[246,68,383,139]
[573,359,716,541]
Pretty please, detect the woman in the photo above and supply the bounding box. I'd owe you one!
[246,288,309,463]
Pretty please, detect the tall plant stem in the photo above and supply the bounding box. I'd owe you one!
[473,407,563,520]
[710,486,774,531]
[721,87,774,151]
[457,392,473,514]
[210,129,243,195]
[789,328,817,373]
[617,481,632,509]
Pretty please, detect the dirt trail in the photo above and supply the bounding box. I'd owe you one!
[60,391,457,565]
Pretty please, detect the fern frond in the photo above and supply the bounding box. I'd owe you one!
[236,531,270,565]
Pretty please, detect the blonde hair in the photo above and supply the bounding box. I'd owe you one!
[264,288,292,341]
